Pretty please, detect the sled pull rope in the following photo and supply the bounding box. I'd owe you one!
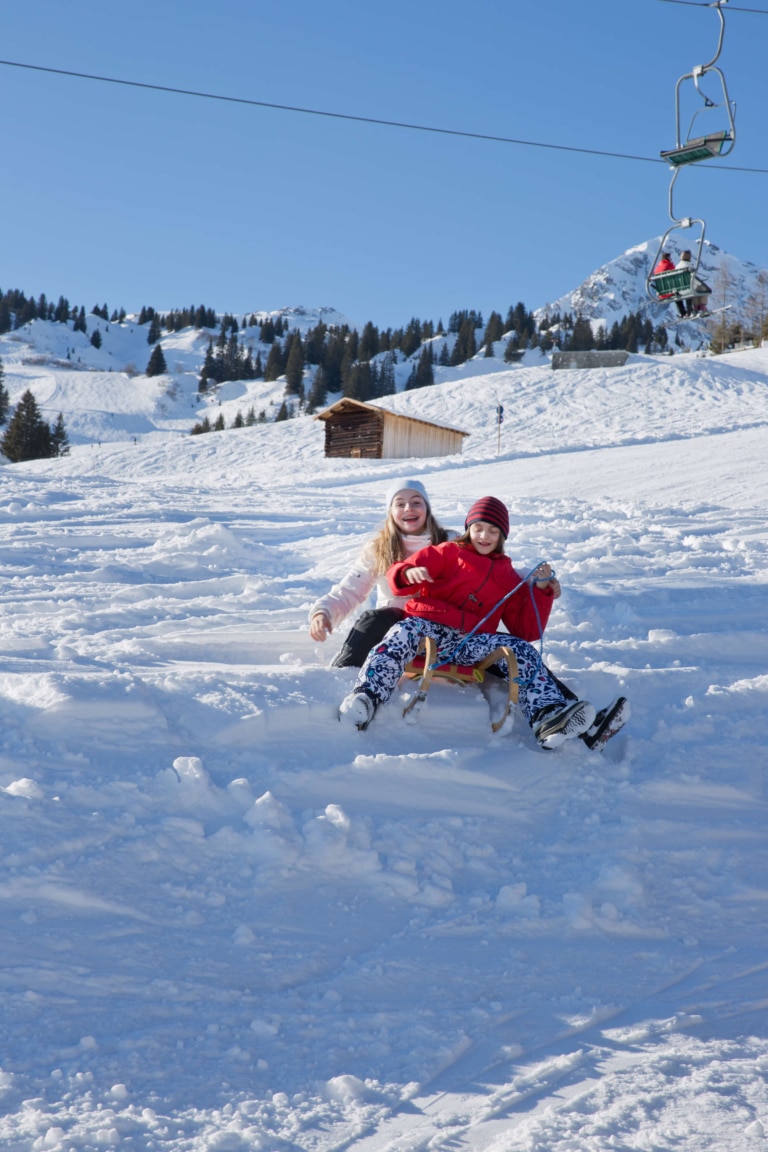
[429,560,553,674]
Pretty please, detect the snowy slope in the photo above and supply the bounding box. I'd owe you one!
[0,344,767,1150]
[0,306,355,446]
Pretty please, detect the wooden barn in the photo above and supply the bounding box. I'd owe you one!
[315,399,469,459]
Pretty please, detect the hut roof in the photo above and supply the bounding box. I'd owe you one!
[314,398,469,438]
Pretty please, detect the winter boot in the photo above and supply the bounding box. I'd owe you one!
[533,700,596,750]
[581,697,630,750]
[338,691,377,731]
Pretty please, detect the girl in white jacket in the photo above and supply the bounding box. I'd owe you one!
[309,479,452,667]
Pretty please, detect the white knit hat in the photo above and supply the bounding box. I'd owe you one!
[384,479,430,509]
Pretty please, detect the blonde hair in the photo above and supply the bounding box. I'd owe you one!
[370,508,449,573]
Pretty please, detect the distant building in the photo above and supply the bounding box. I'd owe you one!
[315,399,469,459]
[551,351,630,370]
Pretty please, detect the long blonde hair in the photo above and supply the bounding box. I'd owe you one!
[370,508,449,574]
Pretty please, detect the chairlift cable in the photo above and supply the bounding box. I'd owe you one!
[0,56,767,174]
[657,0,768,13]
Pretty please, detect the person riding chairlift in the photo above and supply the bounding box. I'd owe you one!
[653,252,687,318]
[676,250,712,316]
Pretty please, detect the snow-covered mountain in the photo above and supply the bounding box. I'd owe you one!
[535,236,766,331]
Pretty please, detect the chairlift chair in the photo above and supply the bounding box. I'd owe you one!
[647,212,710,306]
[660,0,736,168]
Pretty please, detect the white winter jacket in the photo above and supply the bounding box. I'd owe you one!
[309,532,450,629]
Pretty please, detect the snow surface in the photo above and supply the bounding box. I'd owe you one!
[1,319,768,1151]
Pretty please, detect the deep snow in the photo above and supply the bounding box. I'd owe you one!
[0,320,767,1151]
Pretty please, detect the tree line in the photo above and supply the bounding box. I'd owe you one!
[5,277,768,432]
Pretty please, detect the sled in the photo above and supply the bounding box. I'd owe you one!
[402,635,519,733]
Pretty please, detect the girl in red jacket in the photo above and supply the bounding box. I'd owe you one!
[339,496,596,749]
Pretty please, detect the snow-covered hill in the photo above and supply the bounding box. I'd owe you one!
[0,342,767,1150]
[0,308,355,447]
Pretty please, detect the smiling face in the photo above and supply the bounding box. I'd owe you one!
[390,490,428,536]
[468,520,502,555]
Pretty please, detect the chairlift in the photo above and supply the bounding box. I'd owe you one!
[647,211,711,307]
[660,0,736,168]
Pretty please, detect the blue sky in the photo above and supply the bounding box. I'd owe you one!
[1,0,766,328]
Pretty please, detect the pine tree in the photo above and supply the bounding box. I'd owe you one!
[199,341,216,392]
[378,352,396,396]
[284,334,305,395]
[0,358,8,424]
[570,314,595,351]
[482,311,504,346]
[306,365,328,414]
[450,319,477,365]
[263,342,285,381]
[213,412,225,431]
[50,412,70,456]
[358,321,380,362]
[53,296,69,324]
[147,314,162,345]
[146,344,167,376]
[304,321,328,365]
[1,390,53,462]
[90,329,102,349]
[346,361,372,401]
[399,318,422,358]
[406,345,435,389]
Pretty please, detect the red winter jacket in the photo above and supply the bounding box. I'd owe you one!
[387,540,553,641]
[653,256,676,299]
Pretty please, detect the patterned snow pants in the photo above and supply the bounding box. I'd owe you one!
[354,616,567,725]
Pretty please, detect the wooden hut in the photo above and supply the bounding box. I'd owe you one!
[315,399,469,459]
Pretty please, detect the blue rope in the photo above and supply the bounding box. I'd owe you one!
[429,560,554,676]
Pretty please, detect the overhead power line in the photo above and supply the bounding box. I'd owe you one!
[657,0,768,12]
[1,56,767,174]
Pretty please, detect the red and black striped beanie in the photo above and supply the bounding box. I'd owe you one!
[464,496,509,539]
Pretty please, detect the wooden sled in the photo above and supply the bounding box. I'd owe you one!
[402,635,519,733]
